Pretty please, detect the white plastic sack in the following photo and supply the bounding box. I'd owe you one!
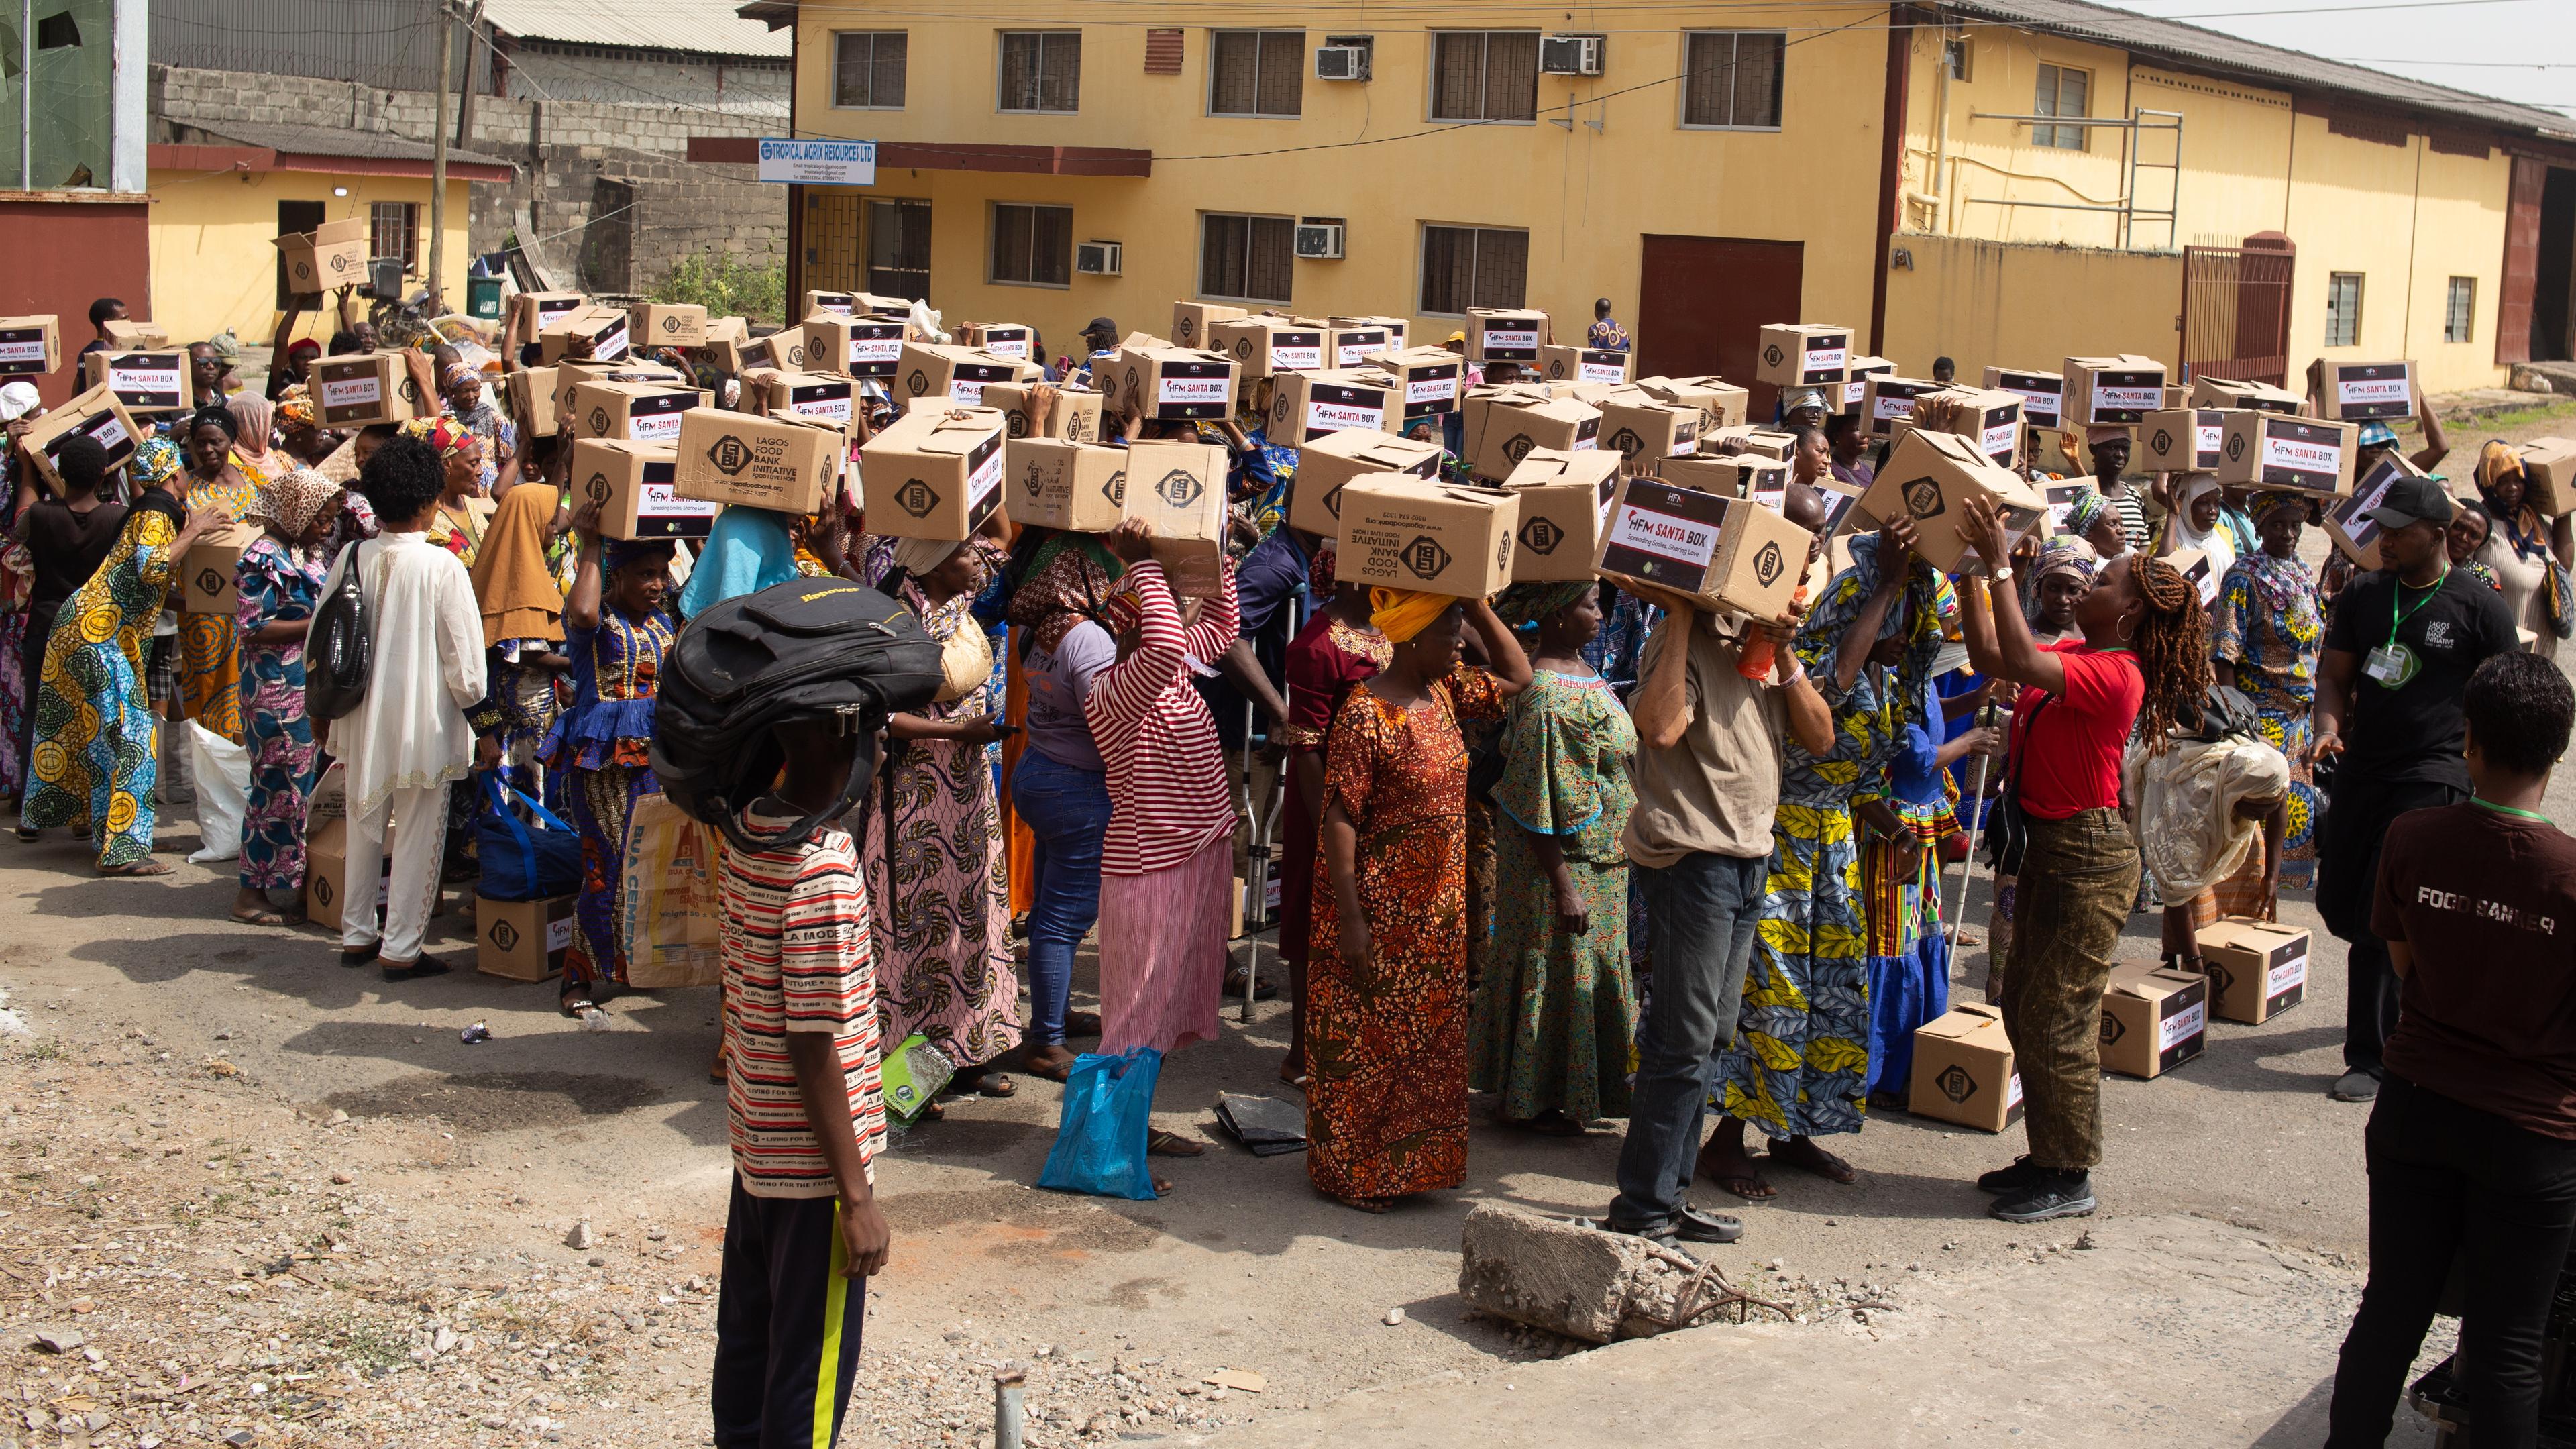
[908,297,947,345]
[185,720,252,864]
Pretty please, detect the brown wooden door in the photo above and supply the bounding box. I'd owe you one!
[1636,235,1805,419]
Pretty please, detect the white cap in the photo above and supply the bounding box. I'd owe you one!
[0,381,40,423]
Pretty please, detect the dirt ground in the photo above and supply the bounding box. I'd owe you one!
[4,396,2569,1449]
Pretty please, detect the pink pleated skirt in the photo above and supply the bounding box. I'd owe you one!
[1097,835,1232,1056]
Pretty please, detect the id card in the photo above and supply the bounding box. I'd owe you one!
[2363,644,2411,686]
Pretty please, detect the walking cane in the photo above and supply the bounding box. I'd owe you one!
[1945,702,2006,947]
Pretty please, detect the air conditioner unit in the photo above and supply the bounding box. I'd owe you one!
[1074,240,1122,277]
[1538,34,1604,76]
[1293,223,1344,260]
[1314,45,1370,81]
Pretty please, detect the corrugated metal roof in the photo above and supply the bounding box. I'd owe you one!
[485,0,790,59]
[175,120,521,170]
[1945,0,2576,140]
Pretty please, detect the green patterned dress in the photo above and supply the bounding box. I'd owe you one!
[1470,667,1638,1124]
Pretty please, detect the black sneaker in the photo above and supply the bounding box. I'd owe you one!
[1674,1205,1744,1245]
[1589,1216,1688,1252]
[1989,1170,2097,1223]
[1976,1156,2043,1195]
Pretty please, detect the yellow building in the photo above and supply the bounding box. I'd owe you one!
[146,123,511,350]
[742,0,2576,403]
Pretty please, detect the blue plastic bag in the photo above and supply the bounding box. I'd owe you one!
[1036,1047,1163,1201]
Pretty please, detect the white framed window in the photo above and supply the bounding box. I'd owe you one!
[1199,213,1295,303]
[999,30,1081,114]
[2445,276,2477,345]
[1210,30,1303,117]
[1430,31,1538,123]
[832,31,907,109]
[1419,224,1528,315]
[1680,31,1784,130]
[2034,63,2090,150]
[2326,272,2364,348]
[989,203,1073,288]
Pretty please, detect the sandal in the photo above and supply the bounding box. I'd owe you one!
[382,955,453,983]
[1146,1130,1206,1158]
[1769,1136,1858,1185]
[231,908,291,928]
[1063,1010,1103,1038]
[950,1068,1018,1099]
[559,987,599,1018]
[1152,1173,1174,1196]
[341,942,381,968]
[98,859,173,877]
[1222,965,1280,1001]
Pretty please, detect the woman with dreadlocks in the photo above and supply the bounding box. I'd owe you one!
[1957,492,2206,1226]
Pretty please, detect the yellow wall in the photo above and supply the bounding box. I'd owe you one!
[1880,233,2181,381]
[146,169,475,350]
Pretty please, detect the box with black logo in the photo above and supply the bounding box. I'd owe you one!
[1909,388,2023,467]
[1467,309,1548,364]
[538,305,630,364]
[1908,1004,2023,1132]
[1859,374,1939,440]
[275,217,370,296]
[753,370,857,434]
[1597,396,1699,470]
[1755,323,1852,388]
[804,316,910,380]
[1462,387,1602,482]
[1005,439,1128,533]
[1841,355,1894,414]
[2245,413,2357,495]
[574,438,720,541]
[1270,369,1395,443]
[2519,437,2576,517]
[2308,358,2414,421]
[1122,441,1230,597]
[2099,965,2209,1079]
[899,343,1036,406]
[1633,375,1748,436]
[1664,454,1791,512]
[1336,314,1410,352]
[312,352,421,429]
[1108,345,1240,423]
[2063,354,2168,426]
[180,521,262,614]
[1169,302,1246,350]
[304,815,391,936]
[476,893,576,981]
[1327,321,1397,368]
[983,381,1102,443]
[961,322,1034,362]
[1210,317,1326,378]
[701,315,750,372]
[1501,447,1623,582]
[80,349,191,415]
[1336,482,1520,598]
[675,407,843,515]
[1856,429,2049,575]
[2190,376,2302,414]
[1538,345,1633,387]
[0,315,60,378]
[568,380,706,444]
[2195,917,2310,1024]
[630,303,708,348]
[1292,430,1445,538]
[507,291,584,354]
[1982,366,2065,429]
[1594,477,1809,620]
[2140,407,2233,474]
[1364,346,1465,419]
[856,407,1008,542]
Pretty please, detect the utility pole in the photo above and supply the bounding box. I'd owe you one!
[429,0,452,309]
[455,0,487,150]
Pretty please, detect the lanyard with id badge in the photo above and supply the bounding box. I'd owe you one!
[2365,570,2447,689]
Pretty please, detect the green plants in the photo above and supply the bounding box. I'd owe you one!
[653,252,787,324]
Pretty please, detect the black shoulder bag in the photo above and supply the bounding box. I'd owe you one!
[1984,691,2054,877]
[305,539,373,722]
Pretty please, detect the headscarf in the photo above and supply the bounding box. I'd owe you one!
[2476,438,2548,558]
[2131,736,2292,897]
[2033,537,2097,588]
[468,481,567,645]
[185,403,239,443]
[1794,530,1946,724]
[252,467,343,541]
[443,362,481,396]
[131,435,184,489]
[890,534,965,578]
[604,538,677,578]
[273,386,316,432]
[2062,487,2114,545]
[1493,579,1592,633]
[404,415,476,460]
[2249,490,2312,524]
[676,504,800,619]
[2163,474,2235,577]
[1370,586,1455,645]
[226,394,275,462]
[1006,532,1125,654]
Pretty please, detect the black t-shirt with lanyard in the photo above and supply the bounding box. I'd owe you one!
[2322,565,2517,788]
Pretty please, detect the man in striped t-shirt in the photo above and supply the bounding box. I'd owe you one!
[712,714,890,1449]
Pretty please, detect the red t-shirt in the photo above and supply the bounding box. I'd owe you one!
[2011,641,2145,820]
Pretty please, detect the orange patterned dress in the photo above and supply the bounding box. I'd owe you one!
[1305,663,1505,1206]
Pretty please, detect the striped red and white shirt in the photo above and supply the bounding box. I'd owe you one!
[720,803,886,1199]
[1086,558,1240,876]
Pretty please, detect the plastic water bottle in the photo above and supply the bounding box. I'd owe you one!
[1737,586,1810,680]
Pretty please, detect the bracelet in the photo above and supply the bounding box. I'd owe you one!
[1774,655,1807,688]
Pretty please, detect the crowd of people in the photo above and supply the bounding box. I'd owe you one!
[5,290,2573,1448]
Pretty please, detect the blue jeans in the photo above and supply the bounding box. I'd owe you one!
[1609,849,1768,1232]
[1009,749,1112,1048]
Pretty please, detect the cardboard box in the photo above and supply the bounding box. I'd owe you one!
[1756,323,1854,388]
[700,315,751,371]
[1911,387,2023,466]
[311,352,421,429]
[894,343,1032,407]
[1707,425,1799,462]
[1292,429,1446,537]
[1859,375,1941,440]
[539,305,631,364]
[1598,396,1700,469]
[1122,441,1230,596]
[507,367,559,438]
[802,290,857,318]
[99,318,170,349]
[2141,407,2234,474]
[1983,366,2065,429]
[1633,375,1749,436]
[2063,354,2168,426]
[1539,345,1633,387]
[1210,317,1326,378]
[1907,1004,2023,1132]
[959,322,1034,362]
[2516,437,2576,517]
[574,438,720,541]
[805,315,909,380]
[2164,546,2221,606]
[550,359,623,427]
[857,407,1008,541]
[2195,916,2311,1025]
[274,217,370,296]
[568,379,706,444]
[1365,347,1466,419]
[2099,965,2209,1079]
[1336,315,1409,352]
[2162,384,2190,411]
[2323,461,2403,570]
[2308,358,2414,421]
[1842,355,1894,414]
[2190,376,2302,414]
[1859,429,2050,576]
[1664,453,1792,511]
[80,349,189,414]
[0,315,60,378]
[304,816,390,936]
[980,380,1102,444]
[476,893,575,981]
[631,302,709,349]
[737,331,801,373]
[1328,321,1399,369]
[1006,439,1129,533]
[1501,447,1624,582]
[506,290,583,347]
[178,520,262,615]
[675,407,843,515]
[1462,387,1603,482]
[1170,301,1248,350]
[1269,368,1397,443]
[1467,309,1549,364]
[1108,345,1240,423]
[2243,413,2358,496]
[1336,482,1519,598]
[1595,477,1810,620]
[753,370,858,435]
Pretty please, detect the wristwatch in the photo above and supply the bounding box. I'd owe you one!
[1988,566,2015,585]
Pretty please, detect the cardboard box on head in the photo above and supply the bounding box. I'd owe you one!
[2195,917,2310,1024]
[894,343,1030,407]
[1664,453,1792,513]
[2190,376,2302,414]
[1982,366,2064,430]
[961,322,1034,361]
[630,303,708,348]
[1462,387,1602,482]
[573,438,720,541]
[1170,302,1247,350]
[1706,425,1799,462]
[182,521,262,614]
[700,315,751,372]
[1467,309,1548,364]
[737,331,800,373]
[2308,359,2415,421]
[310,352,421,429]
[1633,375,1749,436]
[508,367,559,438]
[753,370,858,435]
[1327,321,1398,369]
[1269,369,1397,443]
[674,407,843,515]
[0,315,60,378]
[1366,347,1466,419]
[1859,375,1940,440]
[2517,437,2576,517]
[1909,387,2023,466]
[1006,439,1128,533]
[1123,441,1230,597]
[2063,354,2167,426]
[1594,477,1811,620]
[1756,323,1853,389]
[1597,396,1699,471]
[538,305,629,364]
[81,349,189,415]
[275,217,370,296]
[2241,413,2358,496]
[856,407,1010,542]
[1908,1004,2023,1132]
[507,291,584,352]
[804,316,909,380]
[1291,429,1445,537]
[1501,447,1624,582]
[568,379,706,444]
[2325,453,2422,569]
[1336,482,1519,598]
[1843,355,1894,415]
[2098,965,2209,1079]
[1210,317,1326,378]
[1538,345,1633,387]
[983,381,1102,443]
[99,318,170,349]
[802,290,857,318]
[1109,345,1240,423]
[1858,429,2050,574]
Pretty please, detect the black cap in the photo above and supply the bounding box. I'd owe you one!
[2366,475,2457,531]
[1083,316,1118,341]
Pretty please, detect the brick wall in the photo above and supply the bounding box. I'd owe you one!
[150,64,786,297]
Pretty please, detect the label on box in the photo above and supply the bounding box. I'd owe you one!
[1607,496,1719,570]
[1272,335,1323,372]
[1406,374,1460,411]
[1982,418,2019,462]
[48,411,132,471]
[592,321,629,360]
[2270,952,2308,998]
[787,384,853,423]
[1872,393,1919,423]
[1155,364,1232,413]
[2334,372,2410,413]
[2006,1072,2025,1110]
[1802,341,1848,380]
[546,913,575,953]
[2004,388,2062,427]
[2195,419,2223,460]
[1309,392,1387,436]
[627,393,692,442]
[979,329,1032,360]
[1483,326,1540,356]
[849,326,905,373]
[321,375,383,410]
[2260,419,2345,491]
[1335,331,1387,366]
[2159,1000,2206,1053]
[811,294,855,316]
[949,380,989,405]
[637,468,722,531]
[1578,352,1627,384]
[0,329,50,370]
[967,435,1006,519]
[2091,372,2162,421]
[107,357,186,411]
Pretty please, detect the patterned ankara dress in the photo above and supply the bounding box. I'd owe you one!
[1470,667,1638,1126]
[541,607,674,989]
[1306,665,1506,1206]
[233,537,329,892]
[21,504,182,866]
[2210,549,2324,890]
[176,467,261,745]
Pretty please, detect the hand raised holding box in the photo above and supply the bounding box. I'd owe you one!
[1957,494,2016,576]
[1106,517,1155,564]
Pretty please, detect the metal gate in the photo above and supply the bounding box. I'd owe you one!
[2180,241,2296,384]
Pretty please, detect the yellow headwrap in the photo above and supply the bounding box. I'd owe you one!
[1369,586,1455,645]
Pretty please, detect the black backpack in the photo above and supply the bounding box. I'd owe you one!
[649,578,945,852]
[305,539,373,722]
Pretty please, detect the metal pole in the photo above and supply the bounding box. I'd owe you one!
[1945,752,1991,948]
[991,1368,1026,1449]
[19,0,32,191]
[429,0,452,309]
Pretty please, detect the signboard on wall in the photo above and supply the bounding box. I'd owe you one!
[757,139,877,187]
